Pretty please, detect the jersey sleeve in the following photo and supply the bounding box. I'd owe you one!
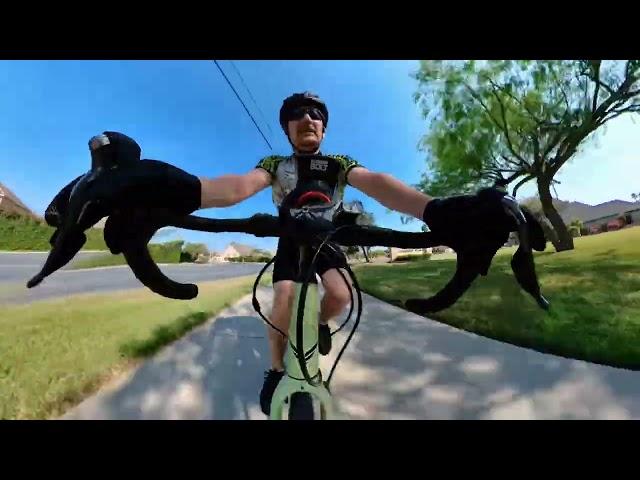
[330,154,364,185]
[255,155,283,179]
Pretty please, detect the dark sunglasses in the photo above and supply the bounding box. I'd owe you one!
[288,106,326,123]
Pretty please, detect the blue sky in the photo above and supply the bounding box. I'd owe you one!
[1,60,638,253]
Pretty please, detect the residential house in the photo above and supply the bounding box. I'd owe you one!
[582,207,640,233]
[207,250,225,263]
[222,242,259,259]
[0,182,38,219]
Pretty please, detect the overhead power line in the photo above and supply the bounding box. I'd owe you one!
[213,60,273,151]
[229,60,274,136]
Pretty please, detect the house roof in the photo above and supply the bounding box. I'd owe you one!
[0,181,39,219]
[227,242,258,256]
[559,199,638,223]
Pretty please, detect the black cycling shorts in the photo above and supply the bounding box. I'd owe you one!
[272,236,347,283]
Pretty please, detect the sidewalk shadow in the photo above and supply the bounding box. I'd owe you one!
[327,294,640,420]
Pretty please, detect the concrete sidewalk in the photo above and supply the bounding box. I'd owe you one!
[61,287,640,420]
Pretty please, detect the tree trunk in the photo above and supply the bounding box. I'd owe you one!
[537,176,574,251]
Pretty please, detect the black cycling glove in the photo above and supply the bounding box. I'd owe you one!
[421,187,545,273]
[29,131,202,290]
[423,188,512,239]
[45,131,201,230]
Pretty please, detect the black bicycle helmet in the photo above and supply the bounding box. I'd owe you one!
[279,91,329,134]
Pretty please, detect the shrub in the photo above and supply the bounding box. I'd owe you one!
[181,242,209,263]
[148,240,184,263]
[0,212,108,251]
[393,252,432,263]
[568,225,581,238]
[228,255,272,263]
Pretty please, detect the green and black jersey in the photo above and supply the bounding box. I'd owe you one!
[255,153,363,211]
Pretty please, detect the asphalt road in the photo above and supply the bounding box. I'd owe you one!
[0,251,265,304]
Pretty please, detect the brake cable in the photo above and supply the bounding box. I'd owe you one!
[292,225,363,387]
[250,233,357,390]
[322,241,361,386]
[250,249,354,340]
[251,256,289,339]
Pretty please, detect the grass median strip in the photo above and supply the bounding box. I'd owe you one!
[354,227,640,370]
[0,274,267,420]
[70,241,186,269]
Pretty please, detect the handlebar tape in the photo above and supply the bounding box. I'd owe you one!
[405,253,480,314]
[121,235,198,300]
[27,230,87,288]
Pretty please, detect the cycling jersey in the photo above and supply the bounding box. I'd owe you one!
[255,153,363,214]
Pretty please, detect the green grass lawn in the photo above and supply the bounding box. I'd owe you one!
[70,241,185,269]
[69,252,134,268]
[0,275,261,419]
[354,227,640,370]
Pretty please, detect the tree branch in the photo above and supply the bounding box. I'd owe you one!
[598,104,640,124]
[625,60,632,80]
[532,134,540,165]
[541,127,566,159]
[512,174,535,196]
[462,81,532,170]
[488,87,530,167]
[489,167,522,174]
[591,60,601,113]
[505,171,526,184]
[487,78,545,125]
[462,82,503,131]
[550,66,571,113]
[552,72,634,168]
[500,154,522,167]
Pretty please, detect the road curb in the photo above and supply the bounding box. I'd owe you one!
[0,250,107,254]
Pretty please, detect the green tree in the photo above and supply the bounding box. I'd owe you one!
[413,60,640,251]
[340,200,377,261]
[569,218,583,237]
[182,242,209,262]
[520,196,565,245]
[632,192,640,202]
[354,205,376,262]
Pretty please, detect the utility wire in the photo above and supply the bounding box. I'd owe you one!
[213,60,273,150]
[229,60,274,136]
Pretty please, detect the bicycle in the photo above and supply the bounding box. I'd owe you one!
[28,162,550,420]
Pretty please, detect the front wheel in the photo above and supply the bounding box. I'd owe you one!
[288,392,315,420]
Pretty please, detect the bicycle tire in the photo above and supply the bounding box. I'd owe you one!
[288,392,315,420]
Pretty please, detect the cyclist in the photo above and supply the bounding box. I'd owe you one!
[44,93,531,417]
[195,92,434,414]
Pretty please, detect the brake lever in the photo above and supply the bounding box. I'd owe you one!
[27,171,101,288]
[502,196,550,310]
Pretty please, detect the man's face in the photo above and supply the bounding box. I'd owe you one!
[287,107,325,152]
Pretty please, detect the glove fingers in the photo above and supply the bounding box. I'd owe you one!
[44,175,86,227]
